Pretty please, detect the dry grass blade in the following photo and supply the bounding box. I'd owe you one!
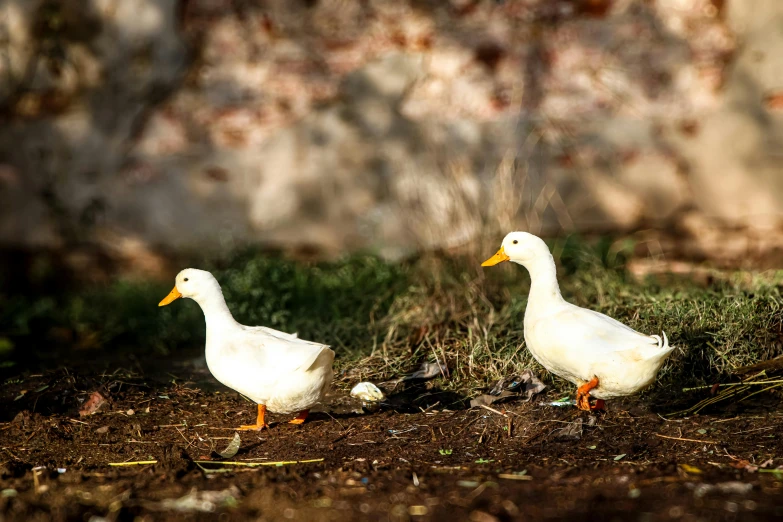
[655,434,718,444]
[108,460,158,466]
[193,458,324,467]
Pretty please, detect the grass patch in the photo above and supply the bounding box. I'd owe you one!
[2,237,783,403]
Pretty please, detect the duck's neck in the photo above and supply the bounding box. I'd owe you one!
[194,291,238,333]
[519,254,564,307]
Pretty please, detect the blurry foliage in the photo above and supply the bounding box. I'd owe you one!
[1,238,783,402]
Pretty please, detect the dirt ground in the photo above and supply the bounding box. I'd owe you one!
[1,354,782,522]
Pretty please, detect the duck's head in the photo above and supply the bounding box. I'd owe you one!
[158,268,220,306]
[481,231,549,267]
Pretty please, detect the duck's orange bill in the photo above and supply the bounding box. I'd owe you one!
[481,247,510,267]
[158,286,182,307]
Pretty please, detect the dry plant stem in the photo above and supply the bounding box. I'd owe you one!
[654,434,718,444]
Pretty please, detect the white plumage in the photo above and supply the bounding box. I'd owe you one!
[159,268,334,428]
[482,232,674,409]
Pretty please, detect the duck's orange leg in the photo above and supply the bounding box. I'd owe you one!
[238,404,269,430]
[288,409,309,425]
[576,377,601,411]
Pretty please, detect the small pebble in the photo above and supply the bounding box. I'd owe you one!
[95,426,109,434]
[126,409,135,416]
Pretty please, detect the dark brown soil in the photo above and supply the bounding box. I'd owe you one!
[1,358,782,522]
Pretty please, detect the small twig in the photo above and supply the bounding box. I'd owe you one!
[454,414,483,437]
[193,458,323,467]
[175,427,197,448]
[732,426,776,435]
[331,427,355,444]
[478,404,507,417]
[655,433,718,444]
[108,460,158,466]
[498,473,532,481]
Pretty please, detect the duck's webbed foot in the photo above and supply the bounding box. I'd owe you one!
[575,377,600,411]
[237,404,270,430]
[288,409,309,425]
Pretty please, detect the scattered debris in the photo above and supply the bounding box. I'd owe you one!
[217,433,241,459]
[614,454,626,461]
[470,370,545,408]
[548,397,577,407]
[679,464,703,474]
[556,418,583,441]
[95,426,109,434]
[729,459,759,472]
[79,391,107,417]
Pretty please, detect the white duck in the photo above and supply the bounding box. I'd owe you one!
[158,269,334,429]
[482,232,673,410]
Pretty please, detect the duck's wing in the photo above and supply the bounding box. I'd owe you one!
[556,305,670,358]
[238,327,334,373]
[246,326,299,340]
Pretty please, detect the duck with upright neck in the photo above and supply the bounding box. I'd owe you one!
[158,269,334,429]
[482,232,673,410]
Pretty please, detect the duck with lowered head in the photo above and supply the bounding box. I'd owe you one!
[159,269,334,429]
[481,232,673,410]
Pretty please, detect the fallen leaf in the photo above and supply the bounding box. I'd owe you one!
[470,391,515,408]
[471,369,546,408]
[680,464,703,474]
[614,454,626,461]
[79,391,106,417]
[556,418,583,441]
[217,433,241,459]
[730,459,758,472]
[488,370,545,399]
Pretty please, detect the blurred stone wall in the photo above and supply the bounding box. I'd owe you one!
[1,0,782,270]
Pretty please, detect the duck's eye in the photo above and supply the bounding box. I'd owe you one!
[512,240,518,245]
[184,278,189,282]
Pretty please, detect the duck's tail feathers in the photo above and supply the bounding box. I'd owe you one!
[650,331,671,353]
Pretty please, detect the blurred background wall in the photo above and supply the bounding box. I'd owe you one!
[1,0,782,276]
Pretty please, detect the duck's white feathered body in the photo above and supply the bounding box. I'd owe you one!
[483,232,674,403]
[162,269,334,415]
[524,301,671,398]
[205,324,334,413]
